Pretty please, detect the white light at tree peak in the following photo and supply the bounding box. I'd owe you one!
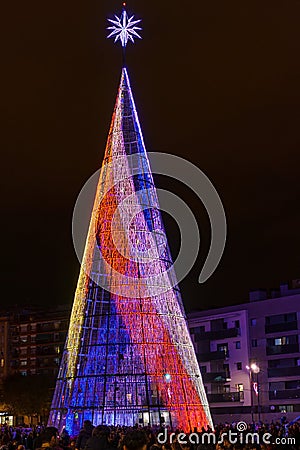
[107,8,142,48]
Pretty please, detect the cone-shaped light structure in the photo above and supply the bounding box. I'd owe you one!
[48,67,213,433]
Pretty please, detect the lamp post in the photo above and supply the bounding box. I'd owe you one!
[246,363,261,423]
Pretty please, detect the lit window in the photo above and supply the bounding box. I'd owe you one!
[217,343,229,357]
[279,405,294,413]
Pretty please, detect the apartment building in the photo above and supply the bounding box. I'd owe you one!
[188,280,300,424]
[0,306,69,380]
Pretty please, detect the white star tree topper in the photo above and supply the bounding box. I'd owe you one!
[107,5,142,48]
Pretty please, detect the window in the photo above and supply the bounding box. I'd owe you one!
[20,360,27,366]
[236,384,244,399]
[223,364,230,378]
[286,380,300,390]
[200,365,207,374]
[286,313,297,322]
[54,321,61,330]
[236,362,242,370]
[269,381,284,391]
[268,358,295,368]
[251,319,257,326]
[266,313,297,325]
[279,405,294,413]
[235,341,241,349]
[190,326,205,334]
[275,337,286,346]
[235,320,240,328]
[217,343,229,357]
[252,339,258,347]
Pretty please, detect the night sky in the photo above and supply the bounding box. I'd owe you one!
[2,1,300,312]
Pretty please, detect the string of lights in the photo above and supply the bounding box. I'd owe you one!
[48,6,212,434]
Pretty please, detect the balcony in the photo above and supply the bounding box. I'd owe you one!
[36,322,67,333]
[36,347,58,356]
[36,334,53,342]
[194,327,240,342]
[265,321,298,334]
[269,389,300,400]
[268,366,300,378]
[36,358,60,368]
[197,350,227,362]
[266,344,299,355]
[208,392,241,403]
[201,372,227,383]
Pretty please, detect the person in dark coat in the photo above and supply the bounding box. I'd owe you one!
[76,421,94,450]
[122,430,148,450]
[59,429,70,450]
[84,426,112,450]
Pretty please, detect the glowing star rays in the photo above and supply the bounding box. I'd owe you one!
[107,7,142,48]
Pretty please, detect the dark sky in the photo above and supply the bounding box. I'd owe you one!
[1,0,300,312]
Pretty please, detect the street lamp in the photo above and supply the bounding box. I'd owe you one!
[246,363,261,423]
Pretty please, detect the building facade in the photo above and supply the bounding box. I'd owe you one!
[0,306,69,425]
[188,281,300,424]
[0,306,69,381]
[10,307,69,377]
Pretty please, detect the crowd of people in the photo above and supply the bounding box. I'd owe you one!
[0,420,299,450]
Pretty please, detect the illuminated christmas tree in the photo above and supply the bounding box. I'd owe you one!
[48,5,213,434]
